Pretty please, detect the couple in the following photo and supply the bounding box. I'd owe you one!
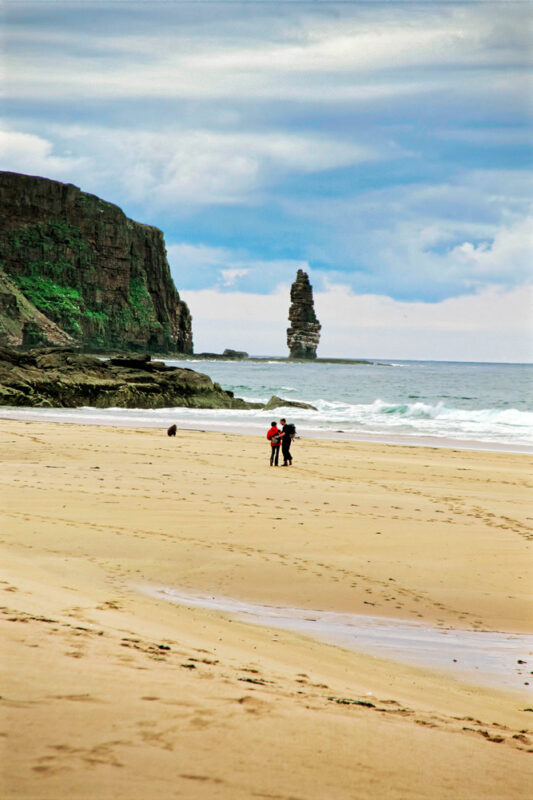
[266,418,295,467]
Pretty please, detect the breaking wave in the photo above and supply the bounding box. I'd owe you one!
[286,397,533,445]
[1,397,531,448]
[357,399,532,426]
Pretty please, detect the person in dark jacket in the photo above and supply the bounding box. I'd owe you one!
[279,418,293,466]
[266,422,281,466]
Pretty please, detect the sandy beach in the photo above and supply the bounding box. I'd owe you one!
[1,419,532,799]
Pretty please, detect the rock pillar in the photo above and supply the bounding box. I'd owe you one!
[287,269,321,359]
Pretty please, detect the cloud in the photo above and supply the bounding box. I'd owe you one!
[367,213,533,299]
[166,171,532,299]
[167,242,310,293]
[38,124,374,206]
[221,268,250,287]
[315,283,533,362]
[3,121,529,305]
[2,0,530,339]
[167,242,233,271]
[4,3,528,105]
[315,282,532,335]
[182,283,533,362]
[0,127,85,178]
[448,217,533,285]
[283,170,533,300]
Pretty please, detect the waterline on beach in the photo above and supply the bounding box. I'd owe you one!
[0,406,531,453]
[144,586,533,693]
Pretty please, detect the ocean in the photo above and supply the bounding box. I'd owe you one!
[2,358,532,452]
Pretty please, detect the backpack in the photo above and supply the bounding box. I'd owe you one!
[285,423,296,437]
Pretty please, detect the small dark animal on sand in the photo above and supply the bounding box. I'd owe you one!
[167,424,177,437]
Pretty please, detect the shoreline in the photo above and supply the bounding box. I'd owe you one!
[157,353,533,367]
[0,408,531,454]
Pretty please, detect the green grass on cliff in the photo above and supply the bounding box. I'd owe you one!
[3,221,172,350]
[5,222,100,340]
[14,276,84,335]
[126,274,161,328]
[8,221,93,268]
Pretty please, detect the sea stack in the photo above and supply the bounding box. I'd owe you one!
[287,269,321,359]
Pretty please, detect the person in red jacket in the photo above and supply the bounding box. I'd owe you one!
[266,421,281,466]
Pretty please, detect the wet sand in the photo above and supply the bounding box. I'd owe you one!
[144,587,533,691]
[1,419,532,798]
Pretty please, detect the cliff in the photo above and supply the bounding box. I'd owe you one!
[0,171,192,353]
[287,269,321,359]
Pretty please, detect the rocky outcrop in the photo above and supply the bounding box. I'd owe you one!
[263,395,317,411]
[0,171,192,353]
[0,347,261,409]
[222,349,248,360]
[194,349,249,360]
[287,269,321,359]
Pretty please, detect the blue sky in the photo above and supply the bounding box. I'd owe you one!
[1,0,532,359]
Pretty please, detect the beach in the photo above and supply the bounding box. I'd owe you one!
[1,418,532,798]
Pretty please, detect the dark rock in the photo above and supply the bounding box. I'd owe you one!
[0,171,192,353]
[194,350,248,360]
[263,395,317,411]
[22,322,49,348]
[287,269,321,359]
[108,355,151,369]
[0,346,262,410]
[222,349,248,359]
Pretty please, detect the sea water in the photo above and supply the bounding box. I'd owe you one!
[1,359,532,451]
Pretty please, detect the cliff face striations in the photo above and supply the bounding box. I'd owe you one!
[0,172,192,353]
[287,269,321,359]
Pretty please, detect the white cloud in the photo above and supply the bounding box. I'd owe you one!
[283,171,533,298]
[167,242,234,271]
[183,17,473,75]
[449,217,533,285]
[46,125,373,205]
[0,128,84,178]
[181,286,288,355]
[4,4,528,104]
[367,213,533,297]
[168,241,310,292]
[182,283,533,362]
[2,3,530,323]
[221,268,250,287]
[316,282,532,334]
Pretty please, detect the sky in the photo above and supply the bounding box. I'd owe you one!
[1,0,532,360]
